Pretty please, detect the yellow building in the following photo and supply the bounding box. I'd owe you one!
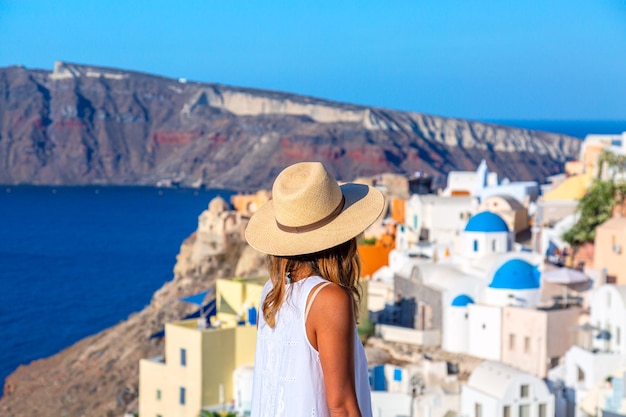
[542,173,592,202]
[139,277,266,417]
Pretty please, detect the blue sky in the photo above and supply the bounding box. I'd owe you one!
[0,0,625,120]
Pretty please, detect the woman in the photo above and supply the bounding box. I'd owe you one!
[245,161,384,417]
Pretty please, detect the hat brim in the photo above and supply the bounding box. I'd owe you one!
[245,183,385,256]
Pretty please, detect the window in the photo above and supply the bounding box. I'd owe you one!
[473,240,478,252]
[503,405,511,417]
[475,403,482,417]
[524,337,530,353]
[520,384,530,398]
[156,389,161,400]
[180,348,187,367]
[509,334,516,350]
[519,404,530,417]
[539,403,547,417]
[180,387,186,405]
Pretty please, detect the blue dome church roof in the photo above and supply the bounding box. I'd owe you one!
[451,294,475,307]
[489,259,540,290]
[464,211,509,233]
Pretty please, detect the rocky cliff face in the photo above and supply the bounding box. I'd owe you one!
[0,202,266,417]
[0,61,580,189]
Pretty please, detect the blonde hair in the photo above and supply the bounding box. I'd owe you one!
[263,238,361,328]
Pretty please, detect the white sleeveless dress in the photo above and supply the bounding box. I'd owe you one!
[250,276,373,417]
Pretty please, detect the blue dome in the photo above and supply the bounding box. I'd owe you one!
[464,212,509,233]
[451,294,475,307]
[489,259,540,290]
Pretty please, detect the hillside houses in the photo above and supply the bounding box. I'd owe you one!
[137,131,626,417]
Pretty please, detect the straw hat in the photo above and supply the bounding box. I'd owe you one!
[245,162,385,256]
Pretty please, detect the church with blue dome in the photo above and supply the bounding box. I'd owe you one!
[464,211,510,233]
[482,258,542,308]
[489,259,540,290]
[462,211,513,259]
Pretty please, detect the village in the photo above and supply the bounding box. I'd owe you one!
[137,131,626,417]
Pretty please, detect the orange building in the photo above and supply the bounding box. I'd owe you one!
[390,198,405,224]
[358,233,395,278]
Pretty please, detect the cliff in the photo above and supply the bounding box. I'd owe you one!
[0,61,580,189]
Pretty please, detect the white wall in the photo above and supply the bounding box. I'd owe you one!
[430,199,474,245]
[478,182,538,205]
[461,385,500,417]
[468,304,502,361]
[590,285,626,354]
[563,345,624,391]
[376,324,441,346]
[233,366,253,415]
[462,231,511,260]
[444,171,478,196]
[405,195,424,245]
[368,280,395,312]
[370,392,412,417]
[482,287,541,309]
[442,305,470,354]
[405,195,474,245]
[503,374,554,417]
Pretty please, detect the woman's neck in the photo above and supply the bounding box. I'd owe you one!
[288,265,315,283]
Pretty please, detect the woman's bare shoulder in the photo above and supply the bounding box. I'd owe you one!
[310,282,353,319]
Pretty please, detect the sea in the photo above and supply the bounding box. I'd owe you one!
[0,186,234,397]
[0,120,625,397]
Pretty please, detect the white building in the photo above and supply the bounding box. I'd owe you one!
[442,159,498,197]
[547,285,626,416]
[383,211,543,362]
[589,285,626,354]
[402,194,475,245]
[441,159,538,206]
[462,361,554,417]
[369,363,461,417]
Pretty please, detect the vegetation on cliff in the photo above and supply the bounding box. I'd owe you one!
[563,151,626,247]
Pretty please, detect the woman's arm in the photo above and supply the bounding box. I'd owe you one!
[307,283,362,417]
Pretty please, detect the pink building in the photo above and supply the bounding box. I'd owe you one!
[594,217,626,284]
[501,305,581,378]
